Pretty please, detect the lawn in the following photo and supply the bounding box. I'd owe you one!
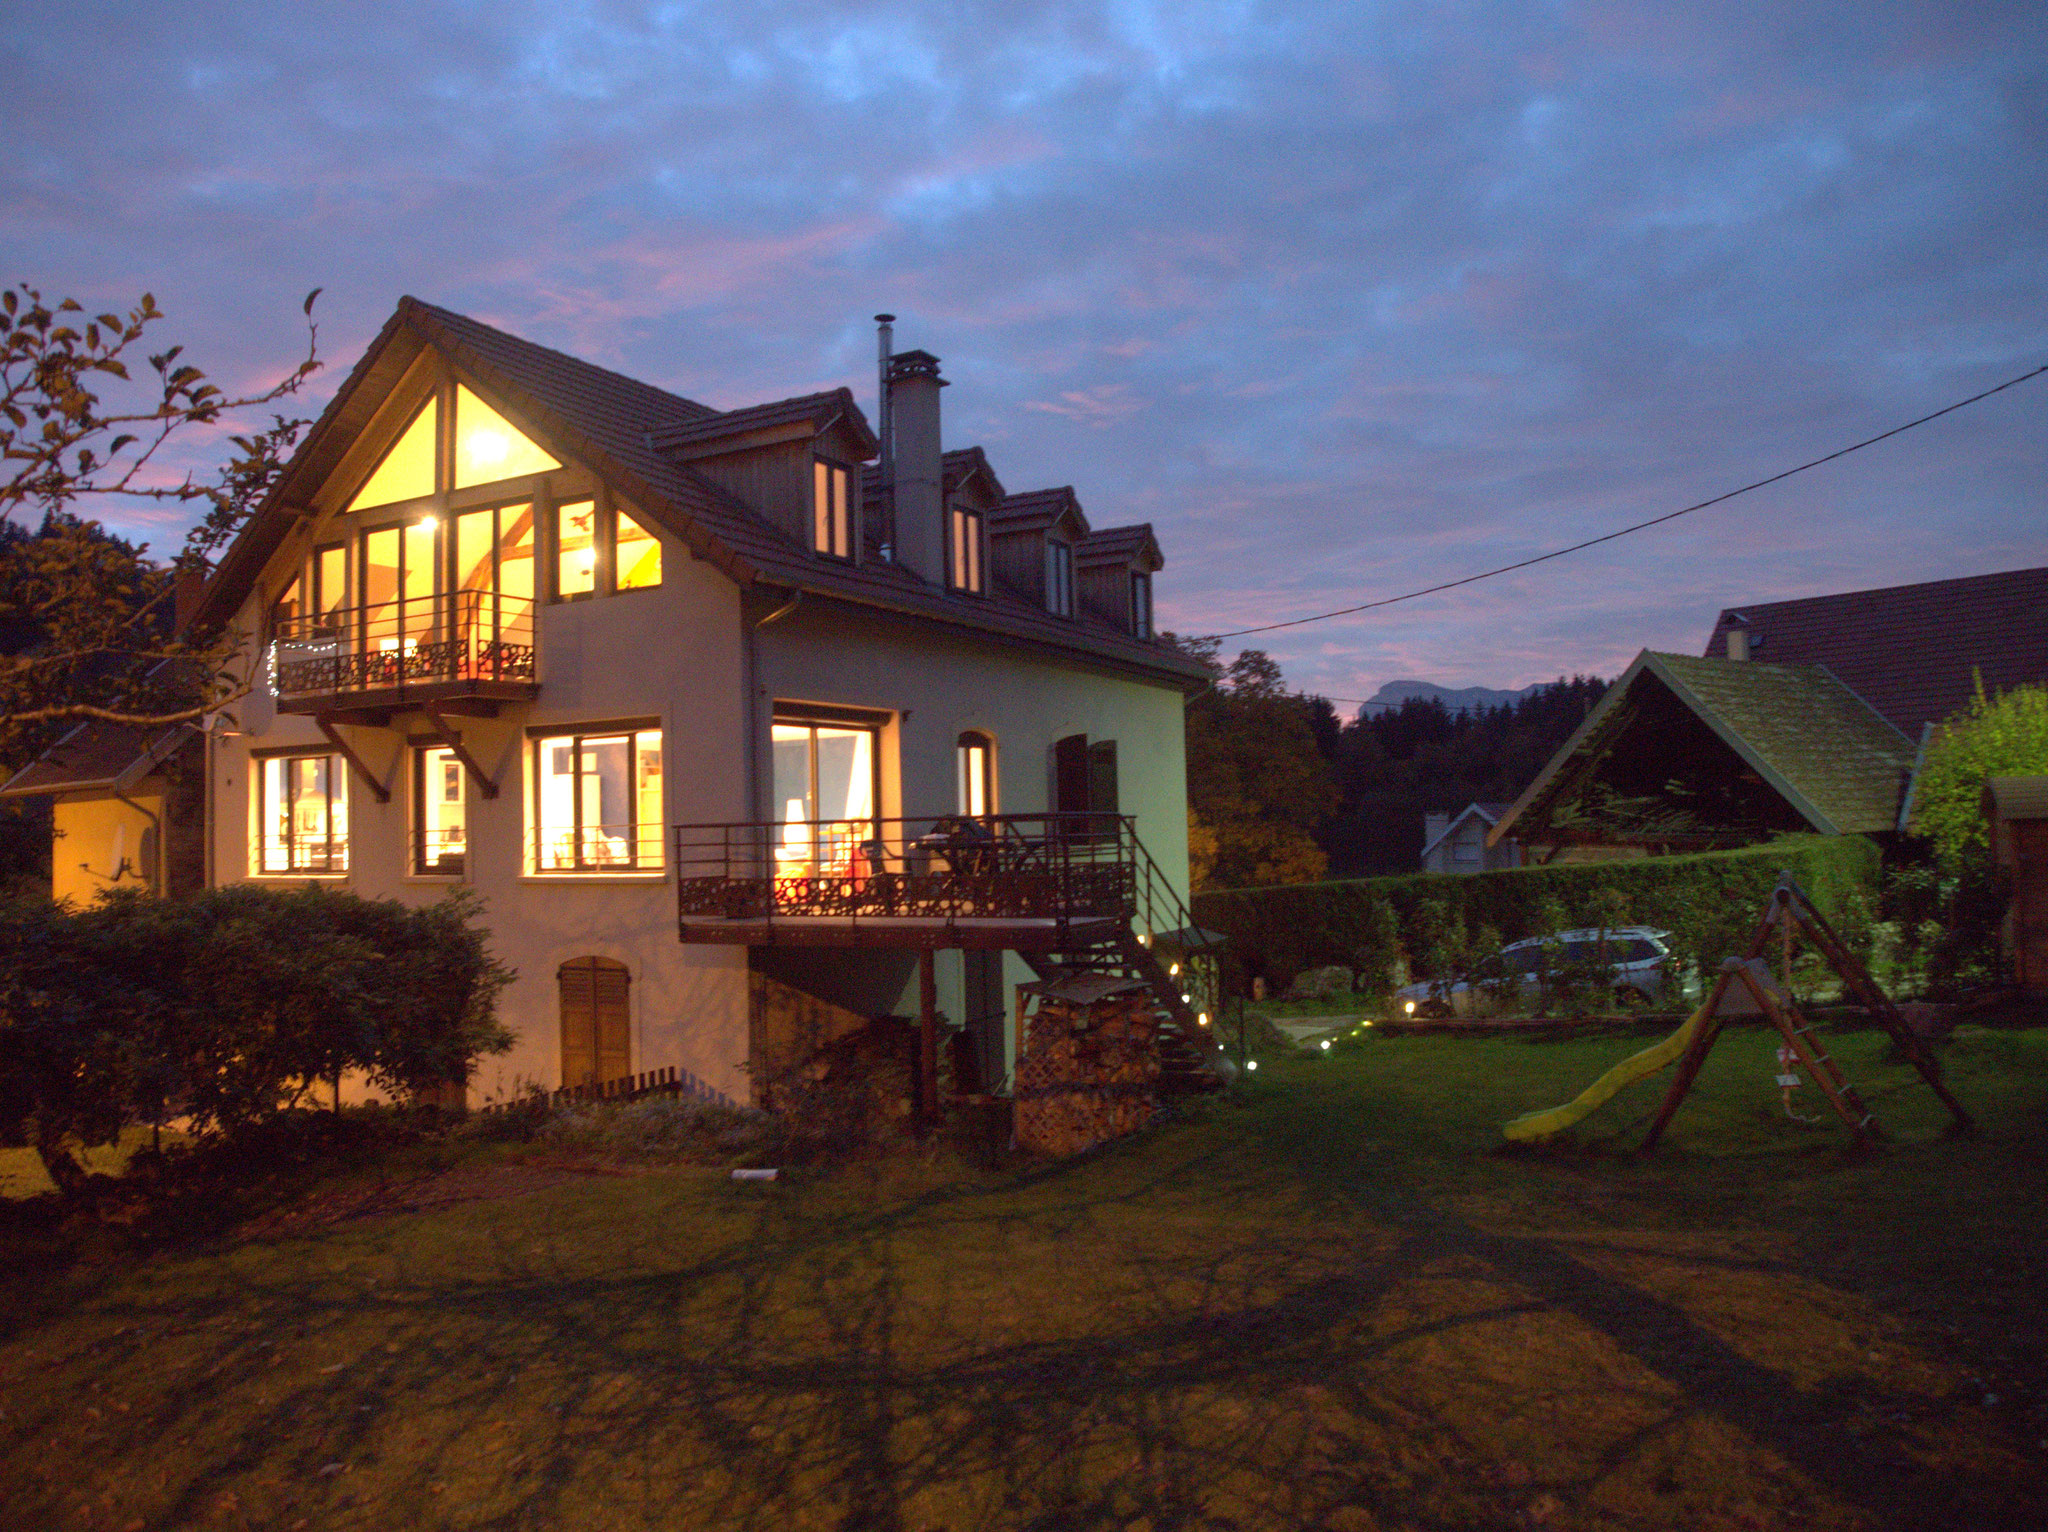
[2,1018,2044,1531]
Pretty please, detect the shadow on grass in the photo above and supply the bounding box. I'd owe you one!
[3,1038,2044,1531]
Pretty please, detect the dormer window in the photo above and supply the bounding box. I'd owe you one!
[813,459,853,560]
[949,503,983,594]
[1046,539,1075,618]
[1130,572,1154,638]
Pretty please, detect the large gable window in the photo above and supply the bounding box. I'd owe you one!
[347,385,561,516]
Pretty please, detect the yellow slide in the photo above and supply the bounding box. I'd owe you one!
[1502,1002,1711,1142]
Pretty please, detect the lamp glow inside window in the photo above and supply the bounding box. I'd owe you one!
[813,460,852,559]
[532,727,664,872]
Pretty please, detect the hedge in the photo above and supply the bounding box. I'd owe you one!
[1191,833,1882,995]
[0,884,514,1196]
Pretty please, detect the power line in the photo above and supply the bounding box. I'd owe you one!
[1207,362,2048,641]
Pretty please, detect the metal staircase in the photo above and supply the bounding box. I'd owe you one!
[1022,830,1234,1092]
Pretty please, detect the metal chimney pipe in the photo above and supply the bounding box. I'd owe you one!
[874,314,895,559]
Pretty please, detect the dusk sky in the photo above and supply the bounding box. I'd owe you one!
[4,0,2043,710]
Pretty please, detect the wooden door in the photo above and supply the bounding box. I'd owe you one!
[2016,821,2048,994]
[559,956,632,1088]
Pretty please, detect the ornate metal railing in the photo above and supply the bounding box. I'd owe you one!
[674,813,1139,928]
[270,590,536,700]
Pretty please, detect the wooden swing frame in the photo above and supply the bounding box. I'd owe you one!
[1640,873,1975,1150]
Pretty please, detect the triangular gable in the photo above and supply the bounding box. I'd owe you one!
[1421,801,1502,861]
[1490,651,1915,847]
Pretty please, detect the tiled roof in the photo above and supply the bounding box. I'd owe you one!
[1702,566,2048,735]
[0,721,197,797]
[1077,523,1161,569]
[648,389,877,458]
[1491,651,1916,844]
[196,299,1205,689]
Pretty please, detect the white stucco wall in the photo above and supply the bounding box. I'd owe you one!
[213,524,756,1106]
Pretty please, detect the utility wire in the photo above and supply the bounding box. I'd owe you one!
[1207,362,2048,641]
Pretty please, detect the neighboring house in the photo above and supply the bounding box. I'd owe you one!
[1702,566,2048,736]
[1420,802,1520,874]
[1489,650,1915,862]
[0,722,203,903]
[1491,567,2048,864]
[170,298,1215,1108]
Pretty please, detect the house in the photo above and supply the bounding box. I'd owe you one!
[1420,802,1520,874]
[1702,566,2048,736]
[1490,567,2048,863]
[0,721,203,903]
[162,299,1217,1109]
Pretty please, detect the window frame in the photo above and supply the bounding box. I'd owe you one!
[548,489,663,602]
[412,742,468,878]
[948,502,984,595]
[252,748,349,877]
[812,458,854,561]
[956,731,996,818]
[1130,571,1154,638]
[1045,538,1075,618]
[526,721,667,875]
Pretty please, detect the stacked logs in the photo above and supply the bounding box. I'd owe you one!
[1014,983,1164,1157]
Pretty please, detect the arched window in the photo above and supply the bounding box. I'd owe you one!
[558,956,631,1088]
[957,731,995,817]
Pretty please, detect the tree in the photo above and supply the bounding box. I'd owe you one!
[0,284,320,746]
[1171,636,1338,890]
[1912,682,2048,860]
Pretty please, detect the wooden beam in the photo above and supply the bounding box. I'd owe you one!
[421,706,500,800]
[314,719,391,804]
[918,950,939,1134]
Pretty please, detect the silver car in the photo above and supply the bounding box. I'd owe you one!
[1395,926,1690,1018]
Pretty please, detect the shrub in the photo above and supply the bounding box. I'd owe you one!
[0,885,513,1195]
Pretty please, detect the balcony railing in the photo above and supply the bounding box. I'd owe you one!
[675,813,1138,928]
[270,590,536,702]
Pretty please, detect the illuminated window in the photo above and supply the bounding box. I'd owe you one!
[555,500,599,599]
[812,459,852,560]
[454,385,559,488]
[348,398,438,512]
[949,503,983,594]
[1045,539,1075,618]
[414,745,467,876]
[771,711,880,875]
[957,731,994,817]
[551,498,662,600]
[530,725,664,873]
[255,753,348,875]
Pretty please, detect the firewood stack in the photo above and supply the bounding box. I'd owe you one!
[1014,975,1164,1156]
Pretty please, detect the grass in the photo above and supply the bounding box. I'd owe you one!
[2,1017,2045,1530]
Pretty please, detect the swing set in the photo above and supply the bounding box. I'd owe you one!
[1505,873,1974,1149]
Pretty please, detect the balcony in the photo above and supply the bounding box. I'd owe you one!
[270,590,538,724]
[674,813,1140,950]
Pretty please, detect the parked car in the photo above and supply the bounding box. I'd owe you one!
[1394,927,1693,1018]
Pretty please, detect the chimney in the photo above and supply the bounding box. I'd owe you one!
[873,314,895,558]
[1725,626,1748,661]
[885,348,946,585]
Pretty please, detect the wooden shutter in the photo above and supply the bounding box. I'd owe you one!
[559,957,631,1089]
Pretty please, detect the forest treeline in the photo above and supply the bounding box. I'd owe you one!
[1175,633,1607,888]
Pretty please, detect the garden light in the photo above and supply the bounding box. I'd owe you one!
[1197,1012,1210,1026]
[1320,1039,1331,1051]
[1246,1059,1258,1071]
[1403,1000,1416,1015]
